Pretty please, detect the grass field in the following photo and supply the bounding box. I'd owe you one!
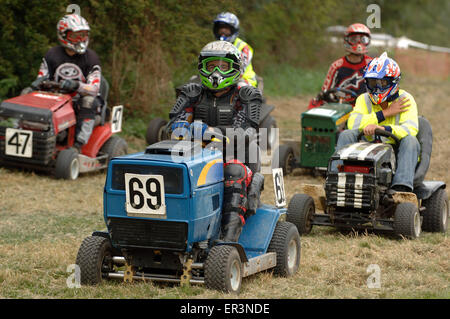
[0,71,449,299]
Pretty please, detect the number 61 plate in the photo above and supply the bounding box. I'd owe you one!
[124,173,166,218]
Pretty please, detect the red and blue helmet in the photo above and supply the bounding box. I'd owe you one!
[364,52,401,104]
[213,12,240,43]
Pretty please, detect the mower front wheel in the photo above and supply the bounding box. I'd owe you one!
[205,245,243,294]
[287,194,315,235]
[76,236,113,285]
[394,202,422,239]
[54,148,80,180]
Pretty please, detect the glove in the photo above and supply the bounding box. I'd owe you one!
[30,76,48,90]
[170,120,190,140]
[190,121,209,140]
[60,79,80,92]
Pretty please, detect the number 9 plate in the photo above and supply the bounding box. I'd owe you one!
[124,173,166,218]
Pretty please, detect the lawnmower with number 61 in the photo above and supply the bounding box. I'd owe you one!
[75,130,304,294]
[0,78,127,180]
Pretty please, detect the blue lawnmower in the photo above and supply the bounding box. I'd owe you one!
[75,132,301,293]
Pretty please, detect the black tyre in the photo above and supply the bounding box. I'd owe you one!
[272,144,295,175]
[205,245,242,294]
[54,148,79,180]
[100,135,128,161]
[146,117,168,145]
[75,236,113,285]
[267,221,301,277]
[422,188,448,233]
[394,202,421,239]
[287,194,315,235]
[259,115,277,150]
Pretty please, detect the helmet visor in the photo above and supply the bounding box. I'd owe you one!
[66,30,89,43]
[365,78,393,90]
[201,57,234,75]
[346,34,370,45]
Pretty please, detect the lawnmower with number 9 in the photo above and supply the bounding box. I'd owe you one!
[0,77,127,180]
[75,130,304,294]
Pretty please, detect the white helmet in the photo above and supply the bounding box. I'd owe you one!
[57,14,90,54]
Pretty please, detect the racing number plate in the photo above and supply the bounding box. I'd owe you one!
[110,105,123,133]
[272,168,286,208]
[125,173,166,218]
[5,128,33,158]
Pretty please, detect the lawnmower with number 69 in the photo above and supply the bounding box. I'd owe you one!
[75,130,303,294]
[0,78,127,180]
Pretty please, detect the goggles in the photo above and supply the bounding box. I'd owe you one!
[346,34,370,45]
[201,57,235,75]
[365,78,394,90]
[67,30,89,43]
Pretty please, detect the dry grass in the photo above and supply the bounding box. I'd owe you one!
[0,75,449,299]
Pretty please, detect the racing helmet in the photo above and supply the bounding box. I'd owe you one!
[213,12,240,43]
[57,14,90,54]
[198,41,242,91]
[364,52,401,104]
[344,23,371,54]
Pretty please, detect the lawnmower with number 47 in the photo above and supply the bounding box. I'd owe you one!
[287,117,448,239]
[0,78,127,180]
[75,130,303,294]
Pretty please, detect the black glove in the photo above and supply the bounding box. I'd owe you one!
[60,79,80,92]
[30,76,48,90]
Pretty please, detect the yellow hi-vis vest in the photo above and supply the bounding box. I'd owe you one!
[347,89,419,143]
[233,37,258,87]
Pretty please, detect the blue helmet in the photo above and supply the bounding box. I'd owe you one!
[363,52,401,104]
[213,12,240,43]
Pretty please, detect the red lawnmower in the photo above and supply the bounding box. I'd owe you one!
[0,78,127,180]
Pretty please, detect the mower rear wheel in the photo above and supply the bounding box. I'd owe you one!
[394,202,422,239]
[100,135,128,161]
[205,245,242,294]
[422,188,448,233]
[272,144,295,176]
[146,117,168,145]
[287,194,315,235]
[76,236,113,285]
[267,221,301,277]
[55,148,79,180]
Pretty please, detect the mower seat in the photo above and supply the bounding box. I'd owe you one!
[95,76,110,126]
[413,116,432,188]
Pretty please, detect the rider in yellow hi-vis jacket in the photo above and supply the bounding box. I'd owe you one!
[347,88,419,143]
[213,12,258,88]
[336,52,420,193]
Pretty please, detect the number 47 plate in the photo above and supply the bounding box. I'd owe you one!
[5,128,33,158]
[272,168,286,208]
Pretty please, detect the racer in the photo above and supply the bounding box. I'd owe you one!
[25,14,102,151]
[169,40,264,242]
[308,23,372,109]
[334,52,420,192]
[213,12,258,88]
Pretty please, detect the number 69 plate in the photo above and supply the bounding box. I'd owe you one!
[125,173,166,218]
[5,128,33,158]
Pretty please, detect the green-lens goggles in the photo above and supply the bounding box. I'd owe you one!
[201,57,236,75]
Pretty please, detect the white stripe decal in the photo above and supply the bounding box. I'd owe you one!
[337,173,346,207]
[357,143,381,160]
[355,174,364,189]
[340,142,365,159]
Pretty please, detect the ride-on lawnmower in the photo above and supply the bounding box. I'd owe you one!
[0,78,127,180]
[272,88,356,175]
[76,130,302,294]
[287,117,448,239]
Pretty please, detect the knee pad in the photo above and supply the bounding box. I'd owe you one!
[223,160,253,216]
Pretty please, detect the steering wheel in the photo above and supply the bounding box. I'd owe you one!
[38,80,72,94]
[357,128,400,145]
[320,87,358,104]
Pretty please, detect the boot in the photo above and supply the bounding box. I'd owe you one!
[220,211,244,243]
